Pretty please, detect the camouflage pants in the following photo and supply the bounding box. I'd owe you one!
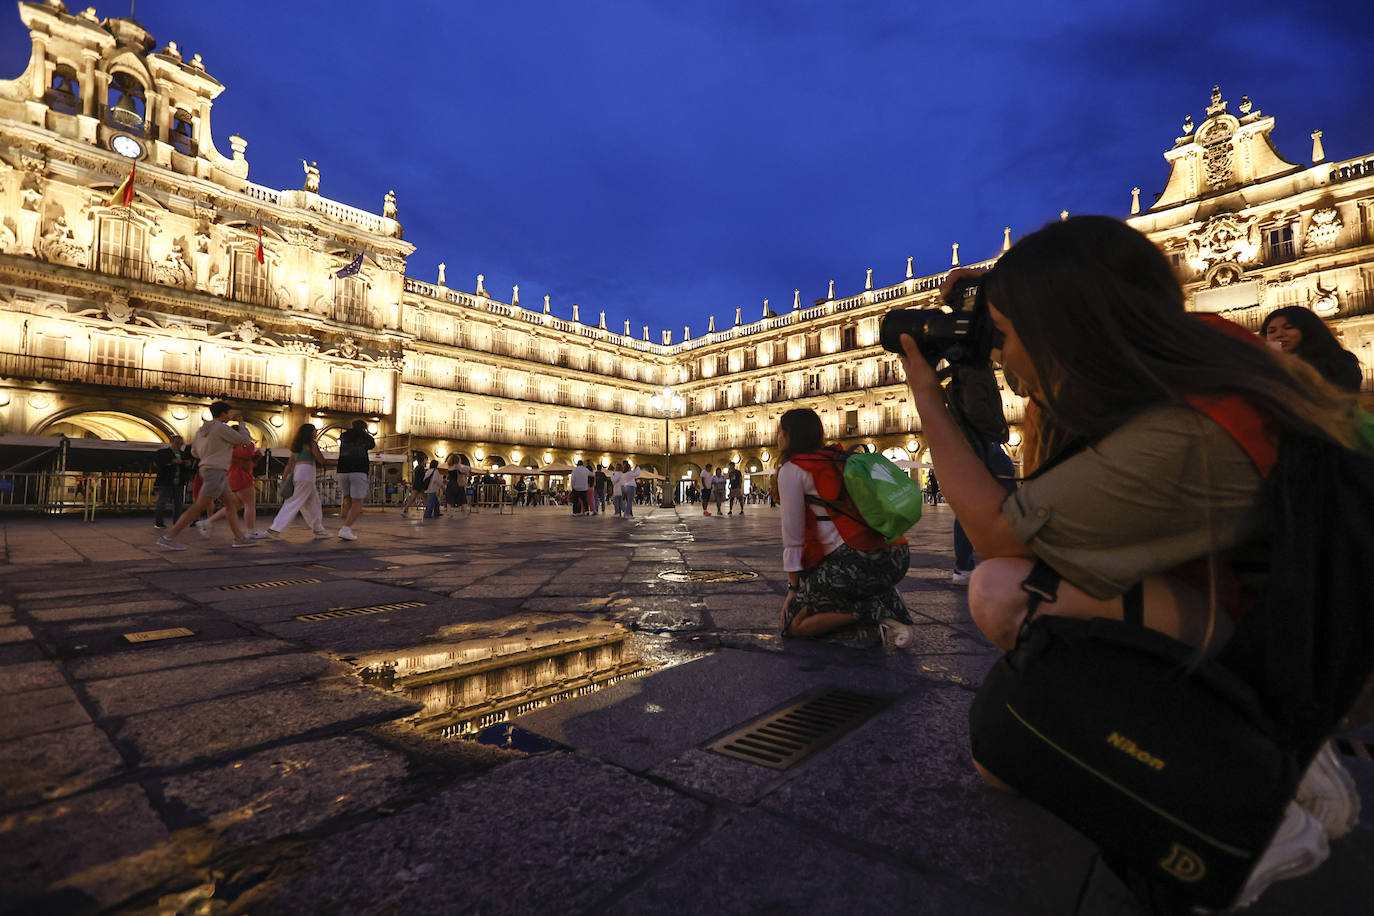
[784,542,912,633]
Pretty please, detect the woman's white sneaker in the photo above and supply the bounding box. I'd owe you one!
[879,618,915,649]
[1232,802,1329,909]
[1296,741,1360,841]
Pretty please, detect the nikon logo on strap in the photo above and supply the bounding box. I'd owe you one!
[1106,731,1166,770]
[1159,843,1207,882]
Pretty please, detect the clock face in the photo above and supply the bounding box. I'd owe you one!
[111,135,143,159]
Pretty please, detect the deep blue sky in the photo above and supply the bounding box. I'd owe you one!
[4,1,1373,342]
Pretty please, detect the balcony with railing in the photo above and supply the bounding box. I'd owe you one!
[310,391,385,415]
[332,304,375,327]
[0,352,292,403]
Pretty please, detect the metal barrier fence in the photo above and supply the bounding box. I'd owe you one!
[0,471,408,518]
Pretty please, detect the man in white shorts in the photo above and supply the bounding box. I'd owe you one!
[335,419,374,540]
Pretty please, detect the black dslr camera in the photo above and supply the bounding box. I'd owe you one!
[878,275,994,369]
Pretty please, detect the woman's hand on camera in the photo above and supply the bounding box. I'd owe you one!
[898,334,941,398]
[939,266,990,299]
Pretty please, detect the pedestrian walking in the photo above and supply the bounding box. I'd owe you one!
[569,460,593,515]
[152,433,191,528]
[443,454,467,514]
[200,437,265,539]
[265,422,329,538]
[336,419,374,540]
[400,456,426,516]
[619,460,641,517]
[156,402,257,549]
[726,462,746,515]
[711,468,727,515]
[422,460,444,518]
[699,464,714,515]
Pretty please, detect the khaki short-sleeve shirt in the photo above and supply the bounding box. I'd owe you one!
[1001,405,1268,600]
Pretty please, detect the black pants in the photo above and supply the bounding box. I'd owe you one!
[154,483,182,525]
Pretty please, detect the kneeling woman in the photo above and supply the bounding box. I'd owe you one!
[901,215,1367,906]
[776,408,914,642]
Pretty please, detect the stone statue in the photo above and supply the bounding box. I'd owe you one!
[383,190,397,219]
[153,244,192,288]
[476,273,485,295]
[301,160,320,193]
[37,216,84,267]
[437,262,446,286]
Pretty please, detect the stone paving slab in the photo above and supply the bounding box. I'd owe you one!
[515,647,932,773]
[0,783,171,912]
[63,636,295,681]
[0,683,92,741]
[606,807,1024,916]
[0,722,125,808]
[156,735,409,845]
[111,679,419,769]
[269,752,709,916]
[82,652,338,718]
[759,685,1101,915]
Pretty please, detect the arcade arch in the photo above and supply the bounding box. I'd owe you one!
[36,408,172,442]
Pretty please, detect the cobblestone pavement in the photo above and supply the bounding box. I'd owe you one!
[1,503,1370,914]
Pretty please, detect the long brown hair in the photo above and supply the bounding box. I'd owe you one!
[983,216,1361,459]
[290,423,317,453]
[778,408,824,462]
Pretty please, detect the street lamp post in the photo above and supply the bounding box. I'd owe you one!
[649,386,683,508]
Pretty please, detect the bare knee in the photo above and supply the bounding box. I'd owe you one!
[968,558,1034,651]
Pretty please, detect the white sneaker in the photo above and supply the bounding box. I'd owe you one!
[156,535,187,551]
[247,529,269,539]
[230,537,258,548]
[1296,742,1361,841]
[951,569,973,586]
[1232,802,1329,909]
[195,519,212,538]
[262,528,281,539]
[879,618,915,649]
[337,526,357,541]
[313,529,331,539]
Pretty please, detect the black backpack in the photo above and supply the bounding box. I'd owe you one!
[1218,431,1374,758]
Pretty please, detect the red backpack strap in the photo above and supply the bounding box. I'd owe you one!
[1182,392,1278,479]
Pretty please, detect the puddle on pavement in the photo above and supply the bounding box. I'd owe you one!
[354,617,703,741]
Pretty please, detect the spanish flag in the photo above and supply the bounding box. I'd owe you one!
[256,222,265,264]
[107,164,135,207]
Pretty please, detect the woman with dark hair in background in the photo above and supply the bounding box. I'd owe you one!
[901,215,1368,907]
[1261,305,1364,392]
[775,407,915,645]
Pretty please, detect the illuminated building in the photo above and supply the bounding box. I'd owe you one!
[1,3,1369,493]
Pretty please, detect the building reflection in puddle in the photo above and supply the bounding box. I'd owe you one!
[356,619,649,739]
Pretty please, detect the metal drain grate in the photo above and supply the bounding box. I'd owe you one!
[216,578,322,591]
[295,601,427,622]
[707,687,891,770]
[1334,737,1374,761]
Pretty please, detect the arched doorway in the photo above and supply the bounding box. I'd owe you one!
[37,409,171,442]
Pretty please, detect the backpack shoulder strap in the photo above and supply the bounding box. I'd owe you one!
[1182,392,1278,478]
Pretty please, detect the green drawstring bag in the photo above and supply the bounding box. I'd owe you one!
[843,451,924,540]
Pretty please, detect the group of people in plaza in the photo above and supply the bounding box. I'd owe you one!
[694,461,747,515]
[155,411,375,549]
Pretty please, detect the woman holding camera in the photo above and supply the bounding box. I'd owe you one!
[900,215,1367,905]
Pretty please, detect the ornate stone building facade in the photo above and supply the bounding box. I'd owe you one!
[0,4,1370,495]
